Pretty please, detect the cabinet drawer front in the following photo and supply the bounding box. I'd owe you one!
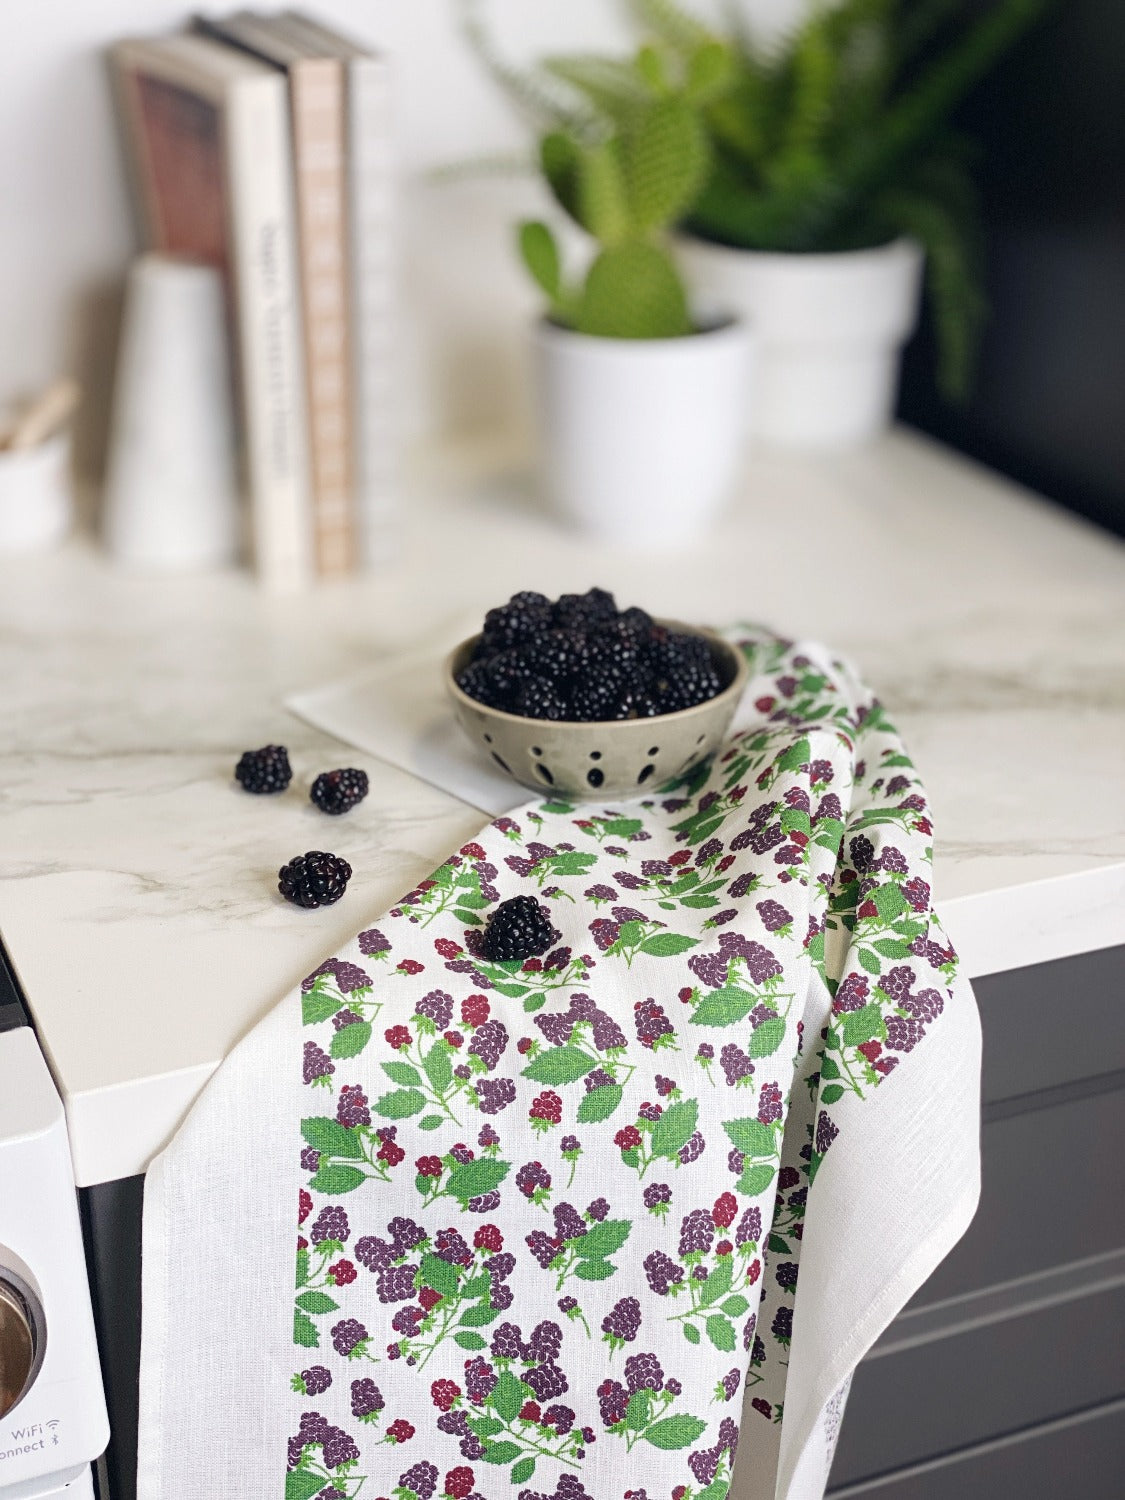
[829,1280,1125,1485]
[910,1082,1125,1307]
[975,944,1125,1102]
[829,1398,1125,1499]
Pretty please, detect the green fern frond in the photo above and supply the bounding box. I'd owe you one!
[876,180,985,401]
[842,0,1047,204]
[428,150,536,184]
[687,148,847,250]
[456,0,597,136]
[781,10,837,163]
[897,0,969,64]
[542,54,655,123]
[625,0,716,52]
[826,0,896,132]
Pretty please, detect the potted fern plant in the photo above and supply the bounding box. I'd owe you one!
[624,0,1047,449]
[463,13,750,544]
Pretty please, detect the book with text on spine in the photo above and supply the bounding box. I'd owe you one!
[279,8,398,570]
[111,33,313,592]
[197,10,356,578]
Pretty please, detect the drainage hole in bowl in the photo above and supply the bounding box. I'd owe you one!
[637,764,656,784]
[696,734,706,745]
[648,746,660,756]
[589,750,602,760]
[535,762,554,784]
[491,751,512,774]
[483,733,493,745]
[587,767,604,789]
[531,746,542,756]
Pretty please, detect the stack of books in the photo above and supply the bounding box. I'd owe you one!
[112,10,396,590]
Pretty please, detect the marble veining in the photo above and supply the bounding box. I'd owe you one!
[1,429,1123,1184]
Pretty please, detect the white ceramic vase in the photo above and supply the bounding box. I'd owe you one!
[680,237,924,450]
[103,255,240,570]
[0,433,72,554]
[533,317,751,547]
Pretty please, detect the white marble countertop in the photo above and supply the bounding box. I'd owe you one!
[2,430,1123,1185]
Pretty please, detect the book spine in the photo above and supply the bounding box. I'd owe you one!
[225,76,314,592]
[289,59,355,577]
[346,56,398,568]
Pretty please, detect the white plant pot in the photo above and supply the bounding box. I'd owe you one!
[534,317,751,547]
[680,237,924,450]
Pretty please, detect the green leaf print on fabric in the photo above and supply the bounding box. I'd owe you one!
[302,1117,365,1158]
[576,1083,624,1122]
[644,1414,708,1448]
[724,1118,776,1157]
[293,1311,318,1348]
[308,1164,367,1195]
[691,987,755,1027]
[736,1164,776,1196]
[448,1159,510,1205]
[521,1046,597,1085]
[374,1088,427,1119]
[641,933,700,957]
[381,1060,423,1087]
[286,1472,329,1500]
[284,623,966,1498]
[329,1020,372,1059]
[650,1099,698,1158]
[302,990,342,1025]
[747,1017,787,1057]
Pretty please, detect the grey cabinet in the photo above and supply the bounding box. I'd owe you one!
[829,945,1125,1495]
[81,949,1125,1499]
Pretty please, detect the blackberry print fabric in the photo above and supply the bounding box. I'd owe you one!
[137,628,981,1500]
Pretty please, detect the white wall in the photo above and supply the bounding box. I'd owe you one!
[0,1,799,464]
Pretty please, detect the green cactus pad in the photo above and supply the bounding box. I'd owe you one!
[575,241,691,339]
[624,97,709,232]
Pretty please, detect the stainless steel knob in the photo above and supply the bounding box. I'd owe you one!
[0,1277,37,1418]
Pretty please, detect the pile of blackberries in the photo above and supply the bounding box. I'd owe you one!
[455,588,723,722]
[233,745,368,907]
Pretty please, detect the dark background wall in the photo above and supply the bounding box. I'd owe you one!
[898,1,1125,538]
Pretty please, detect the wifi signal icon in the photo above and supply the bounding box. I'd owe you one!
[46,1419,59,1430]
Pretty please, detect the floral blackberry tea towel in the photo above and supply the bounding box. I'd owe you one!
[138,628,981,1500]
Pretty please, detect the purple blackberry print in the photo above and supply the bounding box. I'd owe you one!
[272,622,970,1500]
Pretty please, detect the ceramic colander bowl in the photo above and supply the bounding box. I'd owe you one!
[444,622,748,801]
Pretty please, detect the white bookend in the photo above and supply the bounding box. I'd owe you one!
[111,35,314,592]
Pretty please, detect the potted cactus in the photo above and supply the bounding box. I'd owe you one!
[463,11,750,544]
[625,0,1047,449]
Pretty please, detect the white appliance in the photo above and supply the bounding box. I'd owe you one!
[0,985,109,1499]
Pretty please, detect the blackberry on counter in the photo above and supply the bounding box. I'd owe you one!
[310,767,369,816]
[279,851,353,908]
[235,744,292,794]
[478,895,560,962]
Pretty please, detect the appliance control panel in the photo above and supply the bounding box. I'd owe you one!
[0,1025,109,1490]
